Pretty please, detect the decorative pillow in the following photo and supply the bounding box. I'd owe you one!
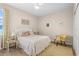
[29,31,34,35]
[33,32,36,35]
[21,31,30,36]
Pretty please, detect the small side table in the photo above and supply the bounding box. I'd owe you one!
[9,39,17,48]
[7,36,18,51]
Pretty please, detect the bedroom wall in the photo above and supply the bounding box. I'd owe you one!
[38,9,73,38]
[0,4,73,37]
[2,4,38,35]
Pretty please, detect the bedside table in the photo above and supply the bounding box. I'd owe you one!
[8,39,16,48]
[7,35,18,51]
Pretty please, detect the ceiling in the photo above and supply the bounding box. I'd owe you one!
[7,3,73,16]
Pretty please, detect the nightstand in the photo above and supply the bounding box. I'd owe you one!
[7,35,18,51]
[8,39,16,48]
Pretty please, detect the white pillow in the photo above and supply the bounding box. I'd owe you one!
[16,28,34,36]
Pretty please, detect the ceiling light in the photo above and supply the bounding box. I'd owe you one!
[34,5,40,10]
[34,3,44,10]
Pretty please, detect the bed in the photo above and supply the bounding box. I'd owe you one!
[17,29,51,56]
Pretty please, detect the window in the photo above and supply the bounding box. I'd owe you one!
[0,9,3,33]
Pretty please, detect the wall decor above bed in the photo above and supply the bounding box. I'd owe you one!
[21,19,29,25]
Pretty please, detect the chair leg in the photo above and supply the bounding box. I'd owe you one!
[64,42,66,46]
[56,42,58,46]
[60,41,62,45]
[54,39,56,43]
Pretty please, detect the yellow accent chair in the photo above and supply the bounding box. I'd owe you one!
[54,34,67,46]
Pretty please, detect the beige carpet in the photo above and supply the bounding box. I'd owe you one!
[39,43,73,56]
[0,43,73,56]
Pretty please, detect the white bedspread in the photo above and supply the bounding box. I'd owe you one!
[18,35,51,56]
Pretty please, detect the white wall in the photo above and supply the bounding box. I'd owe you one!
[0,4,73,40]
[38,9,73,38]
[73,4,79,56]
[3,4,38,34]
[0,4,73,37]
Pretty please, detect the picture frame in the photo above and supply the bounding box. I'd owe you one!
[21,19,29,25]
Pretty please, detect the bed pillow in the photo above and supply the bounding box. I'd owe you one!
[21,31,30,36]
[29,31,34,35]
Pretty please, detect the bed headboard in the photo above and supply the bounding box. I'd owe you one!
[16,28,33,36]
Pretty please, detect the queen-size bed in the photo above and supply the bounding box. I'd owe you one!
[17,29,51,56]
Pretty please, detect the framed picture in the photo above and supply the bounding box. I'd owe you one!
[21,19,29,25]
